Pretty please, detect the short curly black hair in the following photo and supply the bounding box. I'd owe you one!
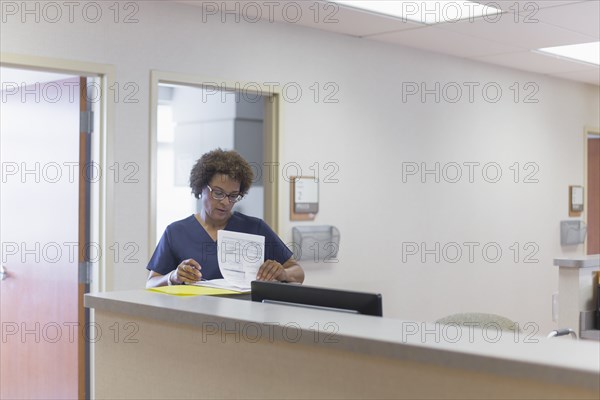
[189,149,254,199]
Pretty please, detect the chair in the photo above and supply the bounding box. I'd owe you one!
[435,312,520,332]
[547,328,578,339]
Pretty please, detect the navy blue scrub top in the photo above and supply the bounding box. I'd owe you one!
[147,212,293,279]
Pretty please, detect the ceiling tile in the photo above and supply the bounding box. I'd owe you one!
[535,1,600,39]
[435,6,596,49]
[369,26,523,58]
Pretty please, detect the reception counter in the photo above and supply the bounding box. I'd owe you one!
[85,290,600,399]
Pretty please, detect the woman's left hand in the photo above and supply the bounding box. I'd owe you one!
[257,260,288,282]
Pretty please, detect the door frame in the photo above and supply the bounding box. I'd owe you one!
[149,70,281,254]
[584,125,600,255]
[0,52,115,398]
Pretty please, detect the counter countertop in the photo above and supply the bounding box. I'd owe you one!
[85,290,600,391]
[554,255,600,268]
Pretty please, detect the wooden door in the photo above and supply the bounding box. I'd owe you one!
[0,71,88,399]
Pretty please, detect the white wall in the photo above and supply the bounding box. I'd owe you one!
[2,1,598,334]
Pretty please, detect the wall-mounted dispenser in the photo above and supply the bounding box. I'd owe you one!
[292,225,340,262]
[560,220,587,245]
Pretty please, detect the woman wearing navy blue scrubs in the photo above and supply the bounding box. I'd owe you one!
[146,149,304,287]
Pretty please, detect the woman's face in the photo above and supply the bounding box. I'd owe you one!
[201,174,241,224]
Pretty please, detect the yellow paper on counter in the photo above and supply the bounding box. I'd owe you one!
[147,285,243,296]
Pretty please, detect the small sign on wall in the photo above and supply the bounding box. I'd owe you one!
[290,176,318,221]
[569,185,584,217]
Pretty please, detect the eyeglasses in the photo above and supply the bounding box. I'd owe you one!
[206,185,243,203]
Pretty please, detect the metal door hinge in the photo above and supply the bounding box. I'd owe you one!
[0,265,8,281]
[78,261,92,284]
[80,111,94,134]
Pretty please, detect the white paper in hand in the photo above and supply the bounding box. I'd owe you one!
[215,230,265,290]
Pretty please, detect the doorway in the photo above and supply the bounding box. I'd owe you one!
[0,66,101,399]
[150,72,281,251]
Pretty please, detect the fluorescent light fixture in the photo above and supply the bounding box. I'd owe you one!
[330,1,503,24]
[537,42,600,66]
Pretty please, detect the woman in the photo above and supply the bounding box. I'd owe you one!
[146,149,304,287]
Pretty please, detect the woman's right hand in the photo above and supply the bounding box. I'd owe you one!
[171,259,202,284]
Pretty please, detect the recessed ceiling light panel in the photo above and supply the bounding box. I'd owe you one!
[537,42,600,66]
[330,1,503,24]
